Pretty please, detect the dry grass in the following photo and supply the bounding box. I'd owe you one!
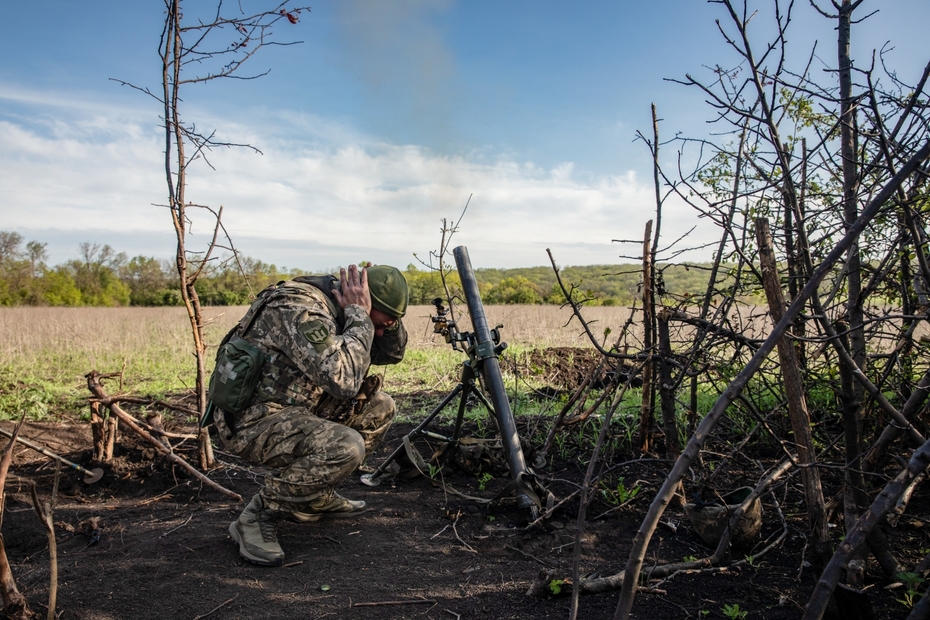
[0,305,636,371]
[11,303,891,422]
[0,306,239,396]
[0,305,636,408]
[405,304,637,349]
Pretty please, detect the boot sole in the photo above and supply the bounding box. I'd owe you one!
[288,506,367,523]
[228,521,284,567]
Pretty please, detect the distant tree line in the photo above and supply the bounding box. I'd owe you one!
[0,231,734,307]
[0,231,297,307]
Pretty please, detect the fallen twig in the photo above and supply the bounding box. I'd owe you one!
[353,598,437,607]
[651,566,731,588]
[139,492,175,507]
[160,514,193,538]
[526,487,581,528]
[193,594,238,620]
[90,395,199,418]
[592,492,644,520]
[451,511,476,553]
[505,544,549,566]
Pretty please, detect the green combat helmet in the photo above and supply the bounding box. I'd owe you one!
[367,265,408,318]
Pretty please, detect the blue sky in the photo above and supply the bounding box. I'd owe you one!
[2,0,928,270]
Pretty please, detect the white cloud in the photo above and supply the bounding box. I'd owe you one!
[0,92,719,270]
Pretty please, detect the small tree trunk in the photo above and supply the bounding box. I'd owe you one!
[638,220,655,455]
[162,0,215,469]
[756,218,831,567]
[30,478,58,620]
[836,2,869,586]
[104,415,118,462]
[658,310,684,509]
[90,401,105,462]
[657,311,678,458]
[1,421,34,619]
[639,104,664,456]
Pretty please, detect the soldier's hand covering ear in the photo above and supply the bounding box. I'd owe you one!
[333,264,372,314]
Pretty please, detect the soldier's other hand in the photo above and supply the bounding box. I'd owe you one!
[334,264,372,314]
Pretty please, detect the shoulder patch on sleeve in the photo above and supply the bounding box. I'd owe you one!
[299,319,336,353]
[300,320,330,344]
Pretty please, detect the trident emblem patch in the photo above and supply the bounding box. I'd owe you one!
[300,321,329,344]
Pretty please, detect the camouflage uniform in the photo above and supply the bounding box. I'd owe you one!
[214,276,407,514]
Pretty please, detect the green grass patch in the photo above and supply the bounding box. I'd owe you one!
[0,306,233,420]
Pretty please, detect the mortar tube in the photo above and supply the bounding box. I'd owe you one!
[453,245,534,511]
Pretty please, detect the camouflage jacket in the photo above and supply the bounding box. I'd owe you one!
[229,276,407,430]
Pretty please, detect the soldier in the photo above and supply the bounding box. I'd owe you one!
[212,263,408,566]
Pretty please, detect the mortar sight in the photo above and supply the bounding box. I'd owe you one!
[430,297,454,340]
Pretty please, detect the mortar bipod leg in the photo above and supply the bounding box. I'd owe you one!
[360,383,464,486]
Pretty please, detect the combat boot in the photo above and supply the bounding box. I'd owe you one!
[289,491,367,523]
[229,494,286,566]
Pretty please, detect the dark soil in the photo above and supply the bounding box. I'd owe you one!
[2,373,929,619]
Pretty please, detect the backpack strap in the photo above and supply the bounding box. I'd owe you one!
[218,281,285,348]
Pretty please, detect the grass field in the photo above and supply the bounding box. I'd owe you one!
[0,304,636,420]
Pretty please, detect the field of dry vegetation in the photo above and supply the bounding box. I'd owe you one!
[0,304,642,416]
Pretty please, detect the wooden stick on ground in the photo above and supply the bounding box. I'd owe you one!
[85,371,241,502]
[353,599,437,607]
[89,396,199,418]
[193,594,239,620]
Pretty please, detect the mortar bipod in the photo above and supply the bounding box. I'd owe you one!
[359,294,499,483]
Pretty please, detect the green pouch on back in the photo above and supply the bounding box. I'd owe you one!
[207,335,267,414]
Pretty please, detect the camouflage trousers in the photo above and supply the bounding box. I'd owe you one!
[215,391,395,512]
